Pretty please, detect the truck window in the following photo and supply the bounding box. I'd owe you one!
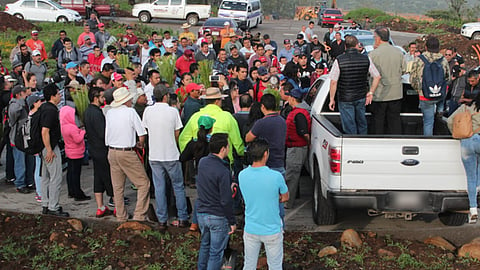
[252,2,259,11]
[171,0,182,5]
[73,0,83,4]
[220,1,247,11]
[186,0,208,4]
[155,0,169,5]
[305,79,324,107]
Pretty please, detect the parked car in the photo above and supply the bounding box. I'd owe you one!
[5,0,82,22]
[306,75,469,227]
[317,8,343,27]
[461,22,480,40]
[58,0,114,17]
[198,17,240,39]
[343,29,406,55]
[218,0,263,30]
[132,0,211,25]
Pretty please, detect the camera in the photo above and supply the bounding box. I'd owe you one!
[209,75,219,82]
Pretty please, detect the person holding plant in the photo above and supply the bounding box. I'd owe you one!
[175,72,193,106]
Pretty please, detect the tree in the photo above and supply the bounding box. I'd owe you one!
[447,0,466,19]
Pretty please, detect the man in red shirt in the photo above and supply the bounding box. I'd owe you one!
[125,25,138,45]
[88,46,104,74]
[175,49,196,76]
[25,30,47,62]
[77,24,96,47]
[253,66,270,102]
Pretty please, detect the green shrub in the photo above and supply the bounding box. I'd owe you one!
[425,9,458,20]
[345,8,387,21]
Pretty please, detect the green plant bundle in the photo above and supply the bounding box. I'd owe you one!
[263,86,281,109]
[197,60,213,87]
[116,54,132,69]
[156,55,176,86]
[71,86,89,124]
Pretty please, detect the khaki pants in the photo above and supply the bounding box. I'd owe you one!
[108,149,150,222]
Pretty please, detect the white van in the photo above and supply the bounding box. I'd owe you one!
[218,0,263,29]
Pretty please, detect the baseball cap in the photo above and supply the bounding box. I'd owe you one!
[296,33,304,39]
[278,74,285,81]
[198,115,216,130]
[312,34,318,39]
[284,39,291,44]
[11,59,22,69]
[186,83,201,93]
[257,66,268,76]
[263,34,270,39]
[184,49,193,57]
[31,30,39,36]
[229,45,238,51]
[111,72,123,81]
[224,21,230,26]
[264,44,274,51]
[66,80,81,90]
[12,85,25,97]
[126,25,133,30]
[4,75,17,83]
[259,56,267,63]
[84,35,91,41]
[66,62,78,69]
[312,46,321,52]
[293,49,301,56]
[32,50,41,56]
[98,23,105,27]
[285,87,304,99]
[26,93,43,109]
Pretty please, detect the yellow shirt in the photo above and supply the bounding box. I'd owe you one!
[179,31,196,43]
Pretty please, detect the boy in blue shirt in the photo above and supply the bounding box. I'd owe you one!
[239,138,289,270]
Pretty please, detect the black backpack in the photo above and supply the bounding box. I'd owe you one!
[419,54,447,99]
[14,111,43,155]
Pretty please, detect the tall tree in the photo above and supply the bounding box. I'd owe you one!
[447,0,466,19]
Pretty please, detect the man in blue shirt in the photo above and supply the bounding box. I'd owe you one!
[239,138,289,270]
[196,133,236,270]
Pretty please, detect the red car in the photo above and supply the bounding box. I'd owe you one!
[58,0,114,17]
[318,8,343,27]
[198,17,240,40]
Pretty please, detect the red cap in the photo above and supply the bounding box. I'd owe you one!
[186,83,201,93]
[259,56,267,62]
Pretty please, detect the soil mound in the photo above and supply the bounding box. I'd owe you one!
[0,12,36,32]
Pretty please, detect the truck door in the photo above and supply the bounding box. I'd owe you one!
[169,0,184,18]
[340,137,467,191]
[151,0,169,18]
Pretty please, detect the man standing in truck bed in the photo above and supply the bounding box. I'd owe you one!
[328,35,381,134]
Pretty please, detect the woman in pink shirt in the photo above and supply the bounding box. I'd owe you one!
[60,105,90,201]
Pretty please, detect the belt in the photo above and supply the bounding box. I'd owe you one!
[109,146,135,151]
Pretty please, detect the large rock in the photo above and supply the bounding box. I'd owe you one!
[458,242,480,260]
[423,236,456,251]
[67,219,83,232]
[341,229,362,248]
[377,248,396,258]
[117,221,152,232]
[49,232,60,242]
[318,246,337,257]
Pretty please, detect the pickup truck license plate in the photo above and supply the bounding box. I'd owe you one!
[392,192,424,209]
[212,31,220,36]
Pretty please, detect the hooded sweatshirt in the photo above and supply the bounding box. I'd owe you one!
[60,105,85,159]
[8,98,28,146]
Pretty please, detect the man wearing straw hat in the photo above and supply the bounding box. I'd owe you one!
[179,87,244,163]
[179,23,196,45]
[105,87,150,222]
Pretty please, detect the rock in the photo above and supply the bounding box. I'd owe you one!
[67,219,83,232]
[257,257,267,269]
[143,254,151,258]
[49,232,59,242]
[367,231,377,238]
[318,246,337,257]
[118,261,125,268]
[458,243,480,260]
[340,229,362,248]
[424,236,456,251]
[377,248,395,258]
[116,221,152,232]
[446,252,455,260]
[71,244,78,249]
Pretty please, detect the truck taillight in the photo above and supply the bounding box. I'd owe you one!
[329,146,341,174]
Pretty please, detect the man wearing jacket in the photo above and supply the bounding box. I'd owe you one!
[328,35,381,134]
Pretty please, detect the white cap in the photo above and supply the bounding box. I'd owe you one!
[32,50,41,56]
[224,21,230,26]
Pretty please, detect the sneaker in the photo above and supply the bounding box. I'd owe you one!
[108,197,130,207]
[42,207,48,214]
[35,195,42,203]
[17,187,33,194]
[171,219,190,228]
[47,208,70,217]
[74,195,91,201]
[5,178,15,185]
[96,207,112,218]
[27,183,35,190]
[131,184,138,190]
[469,208,478,224]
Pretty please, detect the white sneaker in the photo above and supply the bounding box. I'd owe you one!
[469,207,478,224]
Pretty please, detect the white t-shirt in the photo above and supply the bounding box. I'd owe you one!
[144,83,155,105]
[240,47,255,61]
[105,105,146,148]
[142,102,183,161]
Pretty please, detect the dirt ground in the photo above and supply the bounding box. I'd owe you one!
[0,211,479,269]
[0,12,36,32]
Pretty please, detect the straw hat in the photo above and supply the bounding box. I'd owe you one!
[111,87,134,107]
[200,87,227,100]
[181,23,191,29]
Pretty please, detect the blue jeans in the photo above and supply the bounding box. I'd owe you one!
[338,98,367,134]
[419,98,444,136]
[12,146,27,188]
[197,214,230,270]
[243,231,283,270]
[461,134,480,208]
[34,155,42,196]
[149,160,189,222]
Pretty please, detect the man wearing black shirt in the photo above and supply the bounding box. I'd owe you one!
[234,65,253,96]
[40,84,69,217]
[298,54,314,88]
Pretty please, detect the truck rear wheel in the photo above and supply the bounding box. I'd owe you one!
[186,14,199,26]
[312,161,336,225]
[139,11,151,23]
[438,211,467,226]
[472,32,480,40]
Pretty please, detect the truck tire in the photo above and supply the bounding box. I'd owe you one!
[472,32,480,40]
[438,212,467,226]
[139,11,151,23]
[312,161,336,225]
[186,13,199,26]
[14,13,24,20]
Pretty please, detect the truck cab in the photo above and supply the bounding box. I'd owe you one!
[59,0,114,17]
[132,0,211,25]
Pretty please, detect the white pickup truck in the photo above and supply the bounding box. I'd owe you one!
[307,76,470,226]
[132,0,211,25]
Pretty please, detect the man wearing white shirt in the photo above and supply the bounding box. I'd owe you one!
[143,70,161,106]
[105,87,150,222]
[142,84,189,230]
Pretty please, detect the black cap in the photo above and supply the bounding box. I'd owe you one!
[263,34,270,39]
[126,25,133,30]
[296,33,304,39]
[12,85,25,97]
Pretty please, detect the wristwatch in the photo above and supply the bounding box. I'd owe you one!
[367,91,374,96]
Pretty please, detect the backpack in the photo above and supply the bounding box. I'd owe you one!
[14,111,43,155]
[452,107,480,139]
[419,54,447,99]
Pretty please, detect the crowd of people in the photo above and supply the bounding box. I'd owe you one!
[0,14,476,269]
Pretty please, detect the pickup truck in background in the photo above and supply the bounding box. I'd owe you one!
[132,0,211,25]
[59,0,115,17]
[461,22,480,40]
[306,76,470,227]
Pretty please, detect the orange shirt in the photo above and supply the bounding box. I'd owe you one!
[220,28,234,49]
[25,39,48,61]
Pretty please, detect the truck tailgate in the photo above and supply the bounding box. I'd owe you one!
[341,137,466,191]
